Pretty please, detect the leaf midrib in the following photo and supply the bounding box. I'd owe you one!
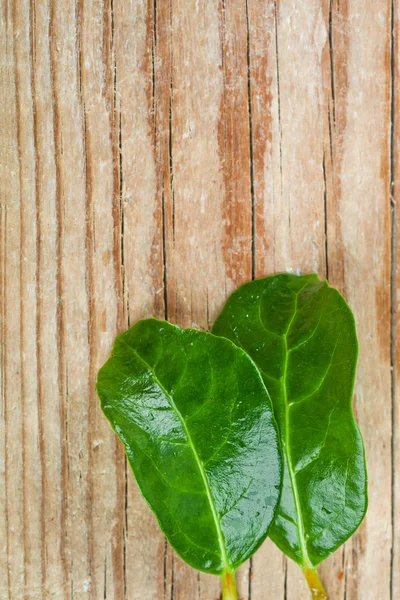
[281,284,313,569]
[120,337,230,572]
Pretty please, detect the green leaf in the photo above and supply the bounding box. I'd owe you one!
[212,274,367,571]
[96,319,282,578]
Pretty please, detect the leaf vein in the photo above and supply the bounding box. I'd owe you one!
[294,400,340,474]
[119,337,230,569]
[287,312,323,352]
[288,339,340,408]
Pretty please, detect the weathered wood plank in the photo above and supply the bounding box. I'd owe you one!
[163,0,255,596]
[77,0,124,597]
[392,1,399,599]
[249,1,328,598]
[253,0,327,281]
[113,0,167,597]
[1,2,25,598]
[12,1,43,598]
[31,0,66,596]
[323,2,392,600]
[50,1,93,596]
[246,1,287,597]
[165,0,238,596]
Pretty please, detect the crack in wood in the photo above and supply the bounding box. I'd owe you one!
[163,537,168,600]
[245,0,256,282]
[283,558,287,600]
[390,3,397,599]
[329,0,336,128]
[169,0,175,245]
[274,2,283,202]
[322,151,329,280]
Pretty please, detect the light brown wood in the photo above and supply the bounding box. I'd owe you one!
[0,0,396,598]
[393,3,399,600]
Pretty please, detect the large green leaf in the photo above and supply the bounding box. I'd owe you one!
[212,274,367,573]
[97,319,282,581]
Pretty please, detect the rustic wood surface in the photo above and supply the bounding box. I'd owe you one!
[0,0,397,598]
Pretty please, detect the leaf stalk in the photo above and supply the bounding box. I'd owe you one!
[303,567,328,599]
[221,570,238,600]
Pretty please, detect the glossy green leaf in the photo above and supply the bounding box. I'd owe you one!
[96,319,282,580]
[212,274,367,573]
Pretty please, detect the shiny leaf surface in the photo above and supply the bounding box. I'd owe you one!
[97,319,282,575]
[212,274,367,569]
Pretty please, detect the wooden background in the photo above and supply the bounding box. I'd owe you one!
[0,0,398,598]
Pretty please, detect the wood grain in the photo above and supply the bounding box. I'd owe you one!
[323,3,392,600]
[0,0,396,599]
[393,2,399,600]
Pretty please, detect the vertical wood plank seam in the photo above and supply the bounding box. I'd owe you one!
[119,111,129,328]
[325,4,340,594]
[275,5,285,587]
[117,72,129,600]
[149,0,172,600]
[109,0,125,334]
[152,0,157,143]
[49,1,69,593]
[220,0,227,298]
[326,5,346,596]
[326,0,337,299]
[29,0,47,590]
[328,0,336,128]
[326,0,337,354]
[170,551,175,600]
[103,554,107,600]
[152,10,167,321]
[112,9,129,593]
[119,113,127,325]
[206,289,210,331]
[107,2,127,591]
[162,199,169,323]
[322,151,329,280]
[152,0,171,593]
[2,198,11,600]
[390,1,397,598]
[75,2,94,594]
[245,0,255,285]
[84,88,95,598]
[163,538,168,600]
[79,2,96,593]
[248,556,253,600]
[123,455,128,599]
[0,184,5,589]
[168,1,174,593]
[0,206,4,431]
[245,1,254,595]
[17,18,28,600]
[341,545,346,600]
[274,2,283,204]
[221,0,226,165]
[169,0,175,247]
[11,1,27,594]
[283,558,287,600]
[327,98,334,171]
